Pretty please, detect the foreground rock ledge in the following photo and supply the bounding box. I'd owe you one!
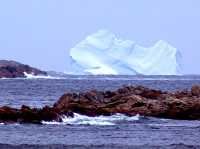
[1,85,200,124]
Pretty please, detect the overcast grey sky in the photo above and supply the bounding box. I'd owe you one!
[0,0,200,74]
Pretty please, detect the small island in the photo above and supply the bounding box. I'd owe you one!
[0,60,47,78]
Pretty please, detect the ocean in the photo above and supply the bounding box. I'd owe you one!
[0,75,200,149]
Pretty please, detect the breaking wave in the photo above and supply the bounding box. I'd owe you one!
[23,72,62,79]
[42,113,140,126]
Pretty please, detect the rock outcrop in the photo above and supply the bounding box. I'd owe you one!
[1,85,200,124]
[0,60,47,78]
[0,105,61,124]
[53,85,200,120]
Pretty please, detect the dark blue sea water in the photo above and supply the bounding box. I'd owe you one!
[0,75,200,148]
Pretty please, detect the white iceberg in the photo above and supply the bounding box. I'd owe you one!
[67,30,182,75]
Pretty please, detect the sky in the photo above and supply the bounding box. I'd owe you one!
[0,0,200,74]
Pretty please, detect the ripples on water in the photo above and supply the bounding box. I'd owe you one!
[1,75,200,108]
[0,75,200,148]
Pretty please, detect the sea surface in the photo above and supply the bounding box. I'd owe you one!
[0,75,200,149]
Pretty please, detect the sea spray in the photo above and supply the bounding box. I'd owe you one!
[23,72,62,79]
[42,113,140,126]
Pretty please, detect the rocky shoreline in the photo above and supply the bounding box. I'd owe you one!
[0,60,47,78]
[1,85,200,124]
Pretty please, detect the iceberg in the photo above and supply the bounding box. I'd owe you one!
[67,30,182,75]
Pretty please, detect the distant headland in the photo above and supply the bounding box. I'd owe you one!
[0,60,47,78]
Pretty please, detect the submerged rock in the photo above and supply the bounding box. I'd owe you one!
[1,85,200,124]
[0,60,47,78]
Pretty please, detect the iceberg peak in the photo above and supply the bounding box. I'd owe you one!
[67,30,182,75]
[84,29,116,50]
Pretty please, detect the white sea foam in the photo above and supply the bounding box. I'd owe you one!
[42,113,140,126]
[23,72,61,79]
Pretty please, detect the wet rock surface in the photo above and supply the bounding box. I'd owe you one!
[0,105,60,124]
[1,85,200,123]
[0,60,47,78]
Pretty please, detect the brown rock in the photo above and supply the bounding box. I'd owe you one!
[191,85,200,97]
[0,60,47,78]
[53,85,200,120]
[1,85,200,124]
